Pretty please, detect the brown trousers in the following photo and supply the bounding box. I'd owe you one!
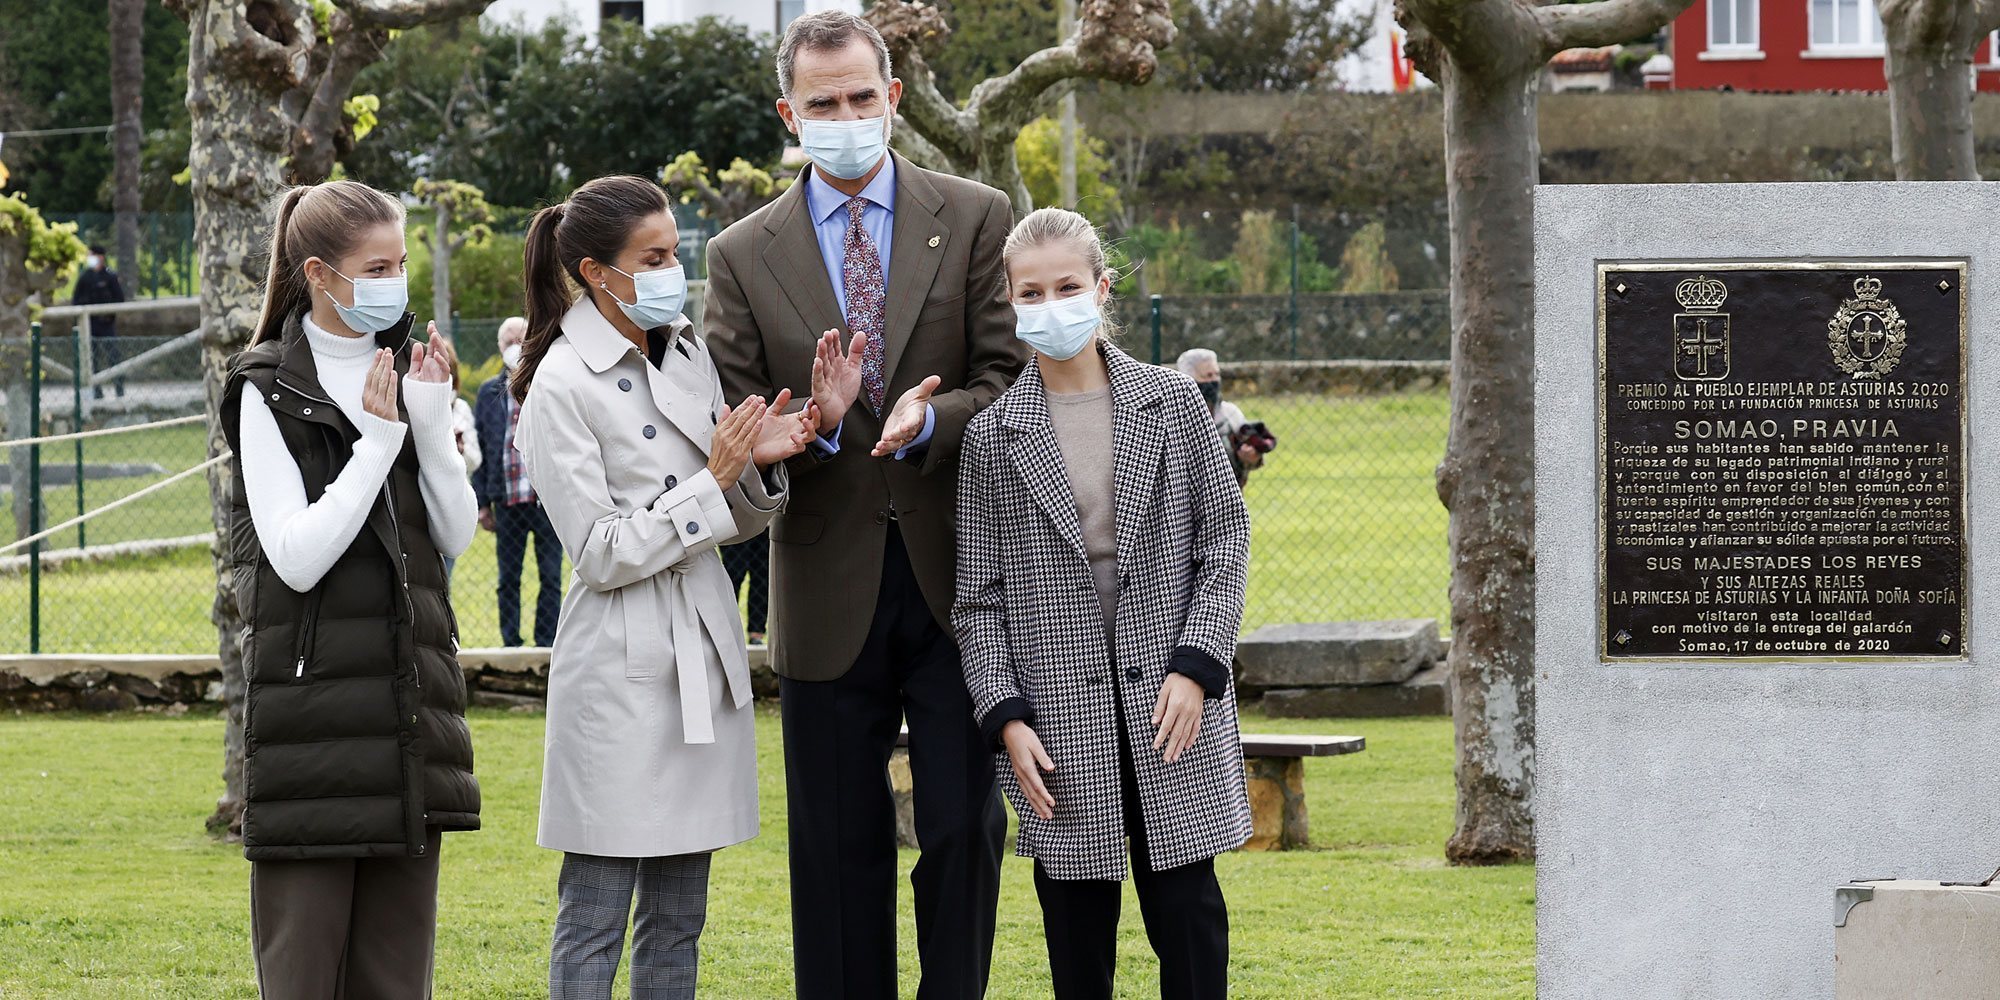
[249,831,444,1000]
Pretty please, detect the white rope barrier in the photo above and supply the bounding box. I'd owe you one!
[0,413,207,449]
[0,453,228,557]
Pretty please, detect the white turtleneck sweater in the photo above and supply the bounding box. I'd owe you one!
[238,315,479,593]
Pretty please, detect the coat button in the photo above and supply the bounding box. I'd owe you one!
[686,521,701,534]
[643,424,657,439]
[618,378,632,391]
[1125,666,1142,681]
[874,511,888,524]
[665,475,678,489]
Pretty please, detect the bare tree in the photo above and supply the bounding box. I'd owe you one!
[164,0,494,840]
[411,178,494,325]
[109,0,144,295]
[1393,0,1693,865]
[867,0,1175,212]
[1878,0,2000,180]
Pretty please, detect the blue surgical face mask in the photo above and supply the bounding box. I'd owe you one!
[797,115,889,181]
[323,265,409,334]
[604,262,687,330]
[1014,292,1103,361]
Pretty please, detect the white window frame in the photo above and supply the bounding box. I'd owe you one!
[1805,0,1885,57]
[1707,0,1760,52]
[1990,29,2000,67]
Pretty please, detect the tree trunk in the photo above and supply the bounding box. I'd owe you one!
[431,204,453,327]
[1436,59,1538,866]
[182,4,300,840]
[109,0,145,296]
[1880,0,1984,180]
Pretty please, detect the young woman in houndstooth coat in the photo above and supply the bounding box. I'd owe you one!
[954,208,1254,1000]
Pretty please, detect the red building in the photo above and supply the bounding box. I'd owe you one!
[1666,0,2000,92]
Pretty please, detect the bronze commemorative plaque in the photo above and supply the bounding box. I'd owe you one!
[1599,262,1966,661]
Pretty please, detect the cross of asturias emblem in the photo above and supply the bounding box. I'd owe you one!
[1826,275,1908,378]
[1671,275,1730,382]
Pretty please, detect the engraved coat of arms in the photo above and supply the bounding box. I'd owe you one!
[1672,275,1729,381]
[1827,275,1907,378]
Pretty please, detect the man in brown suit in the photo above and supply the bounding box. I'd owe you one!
[703,11,1026,999]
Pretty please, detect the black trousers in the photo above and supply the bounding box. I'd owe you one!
[779,524,1005,1000]
[494,500,562,647]
[720,530,770,635]
[90,324,124,398]
[1031,651,1229,1000]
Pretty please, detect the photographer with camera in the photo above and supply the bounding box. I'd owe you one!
[1176,349,1275,487]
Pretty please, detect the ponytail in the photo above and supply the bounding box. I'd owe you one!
[251,180,406,346]
[511,202,570,404]
[508,175,671,403]
[252,187,312,345]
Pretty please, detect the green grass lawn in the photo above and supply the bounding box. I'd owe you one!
[0,389,1450,653]
[0,707,1532,998]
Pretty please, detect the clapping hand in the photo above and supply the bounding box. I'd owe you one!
[810,329,866,435]
[707,395,767,486]
[751,389,815,468]
[410,323,452,384]
[871,375,941,458]
[361,348,399,421]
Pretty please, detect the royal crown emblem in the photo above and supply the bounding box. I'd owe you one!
[1672,275,1730,381]
[1826,275,1907,378]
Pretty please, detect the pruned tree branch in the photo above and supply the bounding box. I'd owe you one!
[892,52,977,164]
[1539,0,1695,56]
[1397,0,1510,64]
[290,11,385,183]
[338,0,494,30]
[867,0,1172,210]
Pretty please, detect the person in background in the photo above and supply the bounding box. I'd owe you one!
[473,316,562,647]
[719,532,770,644]
[959,209,1252,1000]
[71,245,126,399]
[432,333,480,578]
[1175,348,1272,487]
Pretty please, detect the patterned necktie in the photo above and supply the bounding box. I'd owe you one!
[841,196,888,416]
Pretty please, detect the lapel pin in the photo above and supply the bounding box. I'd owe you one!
[927,235,941,248]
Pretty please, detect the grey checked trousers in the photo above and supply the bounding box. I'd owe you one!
[550,851,711,999]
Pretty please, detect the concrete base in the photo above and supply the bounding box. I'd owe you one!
[1836,881,2000,999]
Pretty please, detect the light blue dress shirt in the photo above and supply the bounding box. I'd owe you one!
[802,159,934,460]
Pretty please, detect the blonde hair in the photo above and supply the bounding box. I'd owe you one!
[1002,207,1120,340]
[253,181,406,345]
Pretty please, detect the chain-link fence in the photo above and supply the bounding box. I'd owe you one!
[1,284,1450,655]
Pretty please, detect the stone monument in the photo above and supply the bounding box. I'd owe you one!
[1535,182,2000,999]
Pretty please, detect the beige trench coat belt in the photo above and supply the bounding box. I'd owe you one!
[621,529,754,746]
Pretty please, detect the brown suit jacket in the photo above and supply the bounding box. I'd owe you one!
[704,154,1027,681]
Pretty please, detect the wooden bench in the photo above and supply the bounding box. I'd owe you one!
[890,729,1364,851]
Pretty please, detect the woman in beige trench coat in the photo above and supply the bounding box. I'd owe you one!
[510,175,816,999]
